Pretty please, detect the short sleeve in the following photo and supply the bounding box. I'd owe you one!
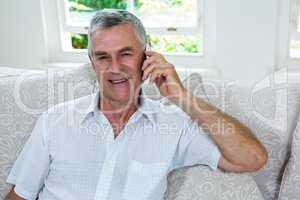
[6,112,51,200]
[172,116,221,171]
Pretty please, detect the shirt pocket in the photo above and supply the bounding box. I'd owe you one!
[122,159,169,200]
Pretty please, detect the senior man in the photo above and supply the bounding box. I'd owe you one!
[5,9,267,200]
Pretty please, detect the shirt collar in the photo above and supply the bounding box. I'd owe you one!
[137,96,160,125]
[79,90,160,125]
[78,91,99,124]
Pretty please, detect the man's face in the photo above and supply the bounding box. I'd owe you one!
[90,23,144,105]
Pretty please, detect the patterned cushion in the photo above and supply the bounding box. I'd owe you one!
[224,85,293,200]
[165,165,263,200]
[200,72,300,200]
[278,114,300,200]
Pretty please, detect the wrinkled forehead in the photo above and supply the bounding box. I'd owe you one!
[91,24,144,53]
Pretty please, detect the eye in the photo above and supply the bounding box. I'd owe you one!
[121,52,132,56]
[96,56,108,60]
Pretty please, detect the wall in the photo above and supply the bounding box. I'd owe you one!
[0,0,282,83]
[0,0,47,68]
[216,0,279,84]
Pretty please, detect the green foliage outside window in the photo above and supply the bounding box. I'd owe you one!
[71,33,202,54]
[68,0,202,54]
[69,0,128,11]
[150,35,201,53]
[291,40,300,49]
[68,0,183,11]
[71,33,88,49]
[168,0,183,6]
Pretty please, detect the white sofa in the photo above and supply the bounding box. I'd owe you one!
[0,65,299,200]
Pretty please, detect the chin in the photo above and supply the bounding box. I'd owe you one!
[111,94,133,104]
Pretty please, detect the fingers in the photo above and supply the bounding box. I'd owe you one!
[142,51,166,68]
[142,56,165,70]
[145,50,160,57]
[142,63,165,81]
[145,63,173,83]
[142,55,158,71]
[142,51,168,81]
[150,67,166,83]
[142,64,155,80]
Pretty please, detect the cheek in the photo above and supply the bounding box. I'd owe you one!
[93,68,107,85]
[121,58,138,69]
[122,60,142,76]
[128,63,142,77]
[122,55,143,67]
[132,70,143,85]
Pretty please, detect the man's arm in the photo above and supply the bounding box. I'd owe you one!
[172,91,268,172]
[5,187,25,200]
[142,51,268,172]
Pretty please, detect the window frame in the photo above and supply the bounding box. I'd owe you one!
[58,0,203,36]
[277,0,300,69]
[42,0,217,69]
[290,0,300,40]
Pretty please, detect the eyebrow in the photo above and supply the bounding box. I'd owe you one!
[94,51,108,56]
[94,47,135,56]
[119,47,135,53]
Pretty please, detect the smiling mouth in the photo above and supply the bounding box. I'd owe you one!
[108,78,128,85]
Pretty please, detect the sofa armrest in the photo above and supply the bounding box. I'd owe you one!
[165,165,264,200]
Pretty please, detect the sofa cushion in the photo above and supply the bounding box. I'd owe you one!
[165,165,263,200]
[200,72,300,200]
[278,114,300,200]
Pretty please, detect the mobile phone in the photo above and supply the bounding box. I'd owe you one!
[142,40,151,83]
[141,49,147,83]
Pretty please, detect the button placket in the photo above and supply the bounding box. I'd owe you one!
[93,155,117,200]
[94,125,130,200]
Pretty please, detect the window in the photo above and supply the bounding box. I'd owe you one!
[57,0,203,54]
[290,0,300,58]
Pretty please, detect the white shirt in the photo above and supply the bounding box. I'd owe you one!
[7,91,221,200]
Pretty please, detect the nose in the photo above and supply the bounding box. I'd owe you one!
[110,56,122,72]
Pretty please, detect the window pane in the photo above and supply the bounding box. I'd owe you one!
[291,40,300,58]
[66,0,202,54]
[66,0,199,28]
[71,33,88,49]
[70,33,203,54]
[67,0,128,25]
[149,34,203,53]
[298,10,300,32]
[290,5,300,58]
[135,0,199,27]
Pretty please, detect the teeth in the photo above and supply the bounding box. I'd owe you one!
[111,78,127,84]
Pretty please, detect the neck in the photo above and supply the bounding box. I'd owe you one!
[99,96,139,136]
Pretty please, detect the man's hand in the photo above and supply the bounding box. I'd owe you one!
[142,51,186,101]
[5,187,25,200]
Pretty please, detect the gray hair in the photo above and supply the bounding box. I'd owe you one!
[88,9,147,57]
